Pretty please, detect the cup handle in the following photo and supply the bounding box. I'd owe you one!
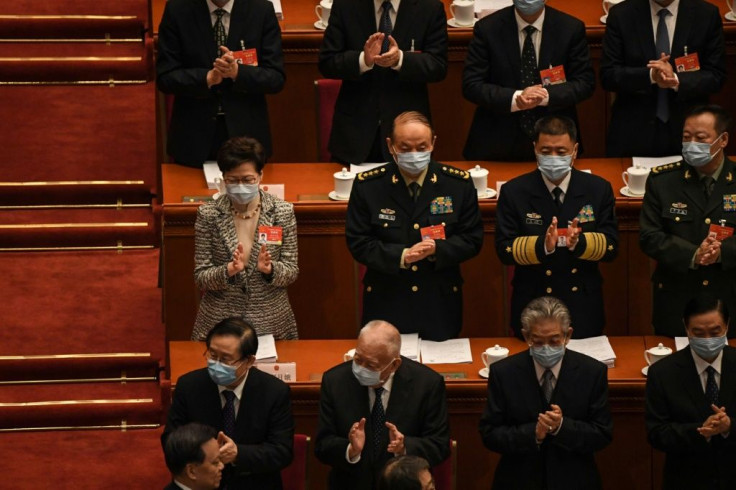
[622,171,629,188]
[644,351,651,366]
[602,1,608,15]
[315,5,322,22]
[450,4,456,19]
[729,0,733,13]
[481,351,489,366]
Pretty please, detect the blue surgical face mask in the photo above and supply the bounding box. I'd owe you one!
[226,183,260,205]
[393,149,431,175]
[682,134,724,168]
[207,359,240,386]
[352,359,395,387]
[689,334,727,360]
[537,154,573,182]
[514,0,545,16]
[529,344,565,368]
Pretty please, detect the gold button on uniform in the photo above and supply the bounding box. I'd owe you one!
[658,283,663,289]
[413,223,420,230]
[411,265,418,272]
[675,217,680,222]
[442,222,446,227]
[383,223,388,228]
[411,286,418,292]
[571,268,578,274]
[453,286,458,292]
[546,287,552,294]
[705,218,711,225]
[366,286,372,292]
[703,280,709,286]
[545,270,552,276]
[572,286,578,292]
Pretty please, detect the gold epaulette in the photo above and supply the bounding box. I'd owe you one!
[356,166,388,182]
[440,165,470,180]
[650,161,682,175]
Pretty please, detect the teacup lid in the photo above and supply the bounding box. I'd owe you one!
[487,344,509,355]
[334,167,355,180]
[628,165,651,174]
[469,164,489,177]
[646,342,672,355]
[320,0,333,6]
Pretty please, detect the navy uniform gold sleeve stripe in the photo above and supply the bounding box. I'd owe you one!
[511,236,541,265]
[580,232,608,261]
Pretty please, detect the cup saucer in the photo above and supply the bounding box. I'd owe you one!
[600,14,608,24]
[726,11,736,22]
[447,17,477,28]
[314,20,327,30]
[620,186,644,198]
[477,188,497,200]
[479,367,489,379]
[328,191,349,201]
[641,366,649,376]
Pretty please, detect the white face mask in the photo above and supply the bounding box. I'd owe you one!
[392,145,432,174]
[226,183,259,204]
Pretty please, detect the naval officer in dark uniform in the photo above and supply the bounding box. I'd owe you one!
[640,105,736,338]
[346,111,483,341]
[495,115,618,339]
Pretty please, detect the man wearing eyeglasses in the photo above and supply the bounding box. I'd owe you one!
[479,296,612,490]
[162,317,294,489]
[315,320,450,490]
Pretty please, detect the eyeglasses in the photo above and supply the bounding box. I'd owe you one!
[528,337,566,349]
[223,177,259,185]
[203,349,244,367]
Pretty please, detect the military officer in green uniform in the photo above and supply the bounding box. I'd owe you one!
[346,111,483,341]
[640,105,736,337]
[495,115,618,339]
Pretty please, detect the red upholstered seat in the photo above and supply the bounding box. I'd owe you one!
[281,434,310,490]
[432,439,457,490]
[314,79,343,162]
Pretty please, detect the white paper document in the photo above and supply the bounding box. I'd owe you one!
[675,337,690,351]
[475,0,512,14]
[203,161,222,189]
[349,162,388,174]
[255,334,278,362]
[400,333,421,361]
[632,155,681,170]
[420,338,473,364]
[566,336,616,368]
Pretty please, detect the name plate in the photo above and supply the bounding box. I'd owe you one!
[255,362,296,383]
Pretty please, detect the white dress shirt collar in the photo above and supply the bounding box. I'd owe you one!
[207,0,234,15]
[532,351,563,382]
[217,368,249,401]
[541,168,572,198]
[374,0,401,17]
[691,347,723,377]
[514,8,545,35]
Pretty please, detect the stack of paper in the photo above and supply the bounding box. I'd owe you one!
[475,0,512,15]
[400,333,421,361]
[674,337,690,351]
[420,338,473,364]
[203,161,222,190]
[255,334,278,362]
[566,336,616,368]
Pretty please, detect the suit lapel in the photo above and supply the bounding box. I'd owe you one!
[681,169,707,213]
[529,170,557,221]
[704,158,736,216]
[362,0,379,35]
[538,8,555,70]
[227,0,248,52]
[411,162,440,220]
[676,348,713,419]
[522,353,547,412]
[385,363,410,422]
[561,170,586,222]
[551,351,579,406]
[718,347,736,409]
[670,0,693,58]
[633,0,657,60]
[193,0,219,61]
[388,166,415,217]
[501,8,522,85]
[392,0,417,45]
[215,196,241,260]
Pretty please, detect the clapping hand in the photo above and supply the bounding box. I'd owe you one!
[228,242,246,276]
[257,244,273,274]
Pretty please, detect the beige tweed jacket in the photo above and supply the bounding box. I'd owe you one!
[191,190,299,340]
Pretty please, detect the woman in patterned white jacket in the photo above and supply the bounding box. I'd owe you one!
[191,136,299,340]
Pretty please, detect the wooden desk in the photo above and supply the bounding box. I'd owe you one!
[162,159,655,341]
[169,336,653,490]
[151,0,736,163]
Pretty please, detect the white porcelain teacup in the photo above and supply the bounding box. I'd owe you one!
[469,165,489,197]
[644,343,672,366]
[481,345,509,367]
[315,0,332,27]
[450,0,475,26]
[334,167,355,199]
[622,166,650,195]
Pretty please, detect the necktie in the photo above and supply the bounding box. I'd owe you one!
[541,369,555,404]
[702,176,715,199]
[409,182,420,202]
[520,25,540,137]
[705,366,719,406]
[371,386,387,458]
[655,9,671,123]
[222,390,236,438]
[379,1,392,54]
[552,187,563,208]
[214,8,227,52]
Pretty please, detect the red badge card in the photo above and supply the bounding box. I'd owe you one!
[420,225,446,241]
[675,53,699,73]
[539,65,566,86]
[258,225,282,245]
[555,227,581,248]
[232,48,258,66]
[709,223,734,241]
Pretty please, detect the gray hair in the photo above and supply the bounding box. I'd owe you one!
[359,320,402,358]
[520,296,571,335]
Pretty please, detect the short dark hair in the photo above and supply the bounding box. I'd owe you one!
[390,111,435,141]
[164,423,218,476]
[378,455,430,490]
[685,105,733,135]
[533,115,578,143]
[206,317,259,359]
[683,293,730,327]
[217,136,266,174]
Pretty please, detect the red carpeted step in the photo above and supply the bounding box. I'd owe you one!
[0,16,146,41]
[2,1,152,31]
[0,428,170,489]
[0,182,155,207]
[0,379,168,430]
[0,355,162,384]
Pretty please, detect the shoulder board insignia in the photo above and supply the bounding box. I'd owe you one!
[440,165,470,180]
[357,166,387,182]
[651,161,682,175]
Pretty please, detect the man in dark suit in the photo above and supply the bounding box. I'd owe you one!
[162,317,294,489]
[315,320,450,490]
[318,0,447,164]
[640,105,736,337]
[646,293,736,489]
[462,1,595,161]
[479,296,613,490]
[157,0,285,167]
[164,423,223,490]
[345,112,483,341]
[600,0,726,157]
[495,116,618,339]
